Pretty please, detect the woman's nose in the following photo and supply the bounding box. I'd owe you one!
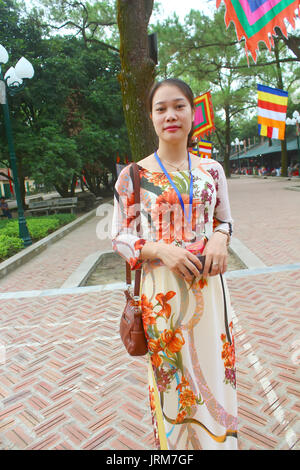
[165,108,177,121]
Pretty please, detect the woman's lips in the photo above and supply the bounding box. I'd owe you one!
[165,126,180,132]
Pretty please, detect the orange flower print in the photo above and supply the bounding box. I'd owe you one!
[155,291,176,319]
[220,323,236,389]
[148,173,170,186]
[176,375,190,393]
[141,294,156,333]
[175,410,187,424]
[151,352,163,368]
[123,192,136,229]
[160,328,185,357]
[134,239,146,251]
[198,277,208,289]
[149,386,156,412]
[179,389,197,408]
[148,337,163,368]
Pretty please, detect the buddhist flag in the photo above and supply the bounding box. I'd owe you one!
[192,91,215,139]
[198,140,213,158]
[216,0,300,63]
[257,84,288,140]
[189,140,213,158]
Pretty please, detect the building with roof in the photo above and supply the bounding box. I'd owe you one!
[218,136,299,175]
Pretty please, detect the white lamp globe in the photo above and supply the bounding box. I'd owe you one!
[292,110,299,119]
[15,57,34,79]
[286,117,292,125]
[291,118,296,125]
[4,67,23,86]
[0,45,9,64]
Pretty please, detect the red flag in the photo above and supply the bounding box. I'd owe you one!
[7,168,14,195]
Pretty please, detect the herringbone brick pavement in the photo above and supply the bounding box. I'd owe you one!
[229,177,300,267]
[0,290,155,450]
[0,270,299,450]
[227,270,300,450]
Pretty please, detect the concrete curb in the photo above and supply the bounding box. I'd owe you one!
[0,208,97,279]
[61,250,111,288]
[229,237,266,269]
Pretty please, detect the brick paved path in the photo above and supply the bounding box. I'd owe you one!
[0,177,299,450]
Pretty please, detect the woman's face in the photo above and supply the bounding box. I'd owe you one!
[150,84,194,145]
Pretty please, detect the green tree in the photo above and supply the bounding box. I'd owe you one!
[0,1,130,199]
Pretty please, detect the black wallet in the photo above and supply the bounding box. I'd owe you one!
[188,254,212,275]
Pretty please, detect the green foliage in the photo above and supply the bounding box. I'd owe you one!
[1,217,60,240]
[0,234,24,261]
[0,0,130,197]
[52,213,76,225]
[0,213,76,261]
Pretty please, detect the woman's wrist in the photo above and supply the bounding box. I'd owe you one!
[140,241,162,261]
[213,230,230,246]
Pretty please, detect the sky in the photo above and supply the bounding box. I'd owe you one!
[24,0,216,21]
[155,0,216,21]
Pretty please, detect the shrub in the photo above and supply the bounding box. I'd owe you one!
[1,218,60,241]
[52,213,76,225]
[0,234,24,261]
[0,213,77,261]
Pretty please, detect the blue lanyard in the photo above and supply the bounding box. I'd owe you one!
[154,151,193,224]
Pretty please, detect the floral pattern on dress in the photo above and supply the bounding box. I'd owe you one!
[221,322,236,389]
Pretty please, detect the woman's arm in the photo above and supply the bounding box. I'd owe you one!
[111,165,147,270]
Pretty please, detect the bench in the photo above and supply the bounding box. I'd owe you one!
[51,197,78,214]
[28,197,78,216]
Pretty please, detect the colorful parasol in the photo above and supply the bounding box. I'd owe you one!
[192,91,215,139]
[216,0,300,62]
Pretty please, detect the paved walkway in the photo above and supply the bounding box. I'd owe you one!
[0,176,299,450]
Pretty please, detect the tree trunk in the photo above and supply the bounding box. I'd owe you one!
[117,0,158,161]
[223,105,231,178]
[16,158,27,209]
[70,174,77,197]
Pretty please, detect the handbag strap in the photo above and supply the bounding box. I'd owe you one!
[125,162,142,297]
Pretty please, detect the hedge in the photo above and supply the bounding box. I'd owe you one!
[0,213,76,262]
[0,234,24,260]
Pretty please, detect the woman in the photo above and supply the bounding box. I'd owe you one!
[111,78,238,450]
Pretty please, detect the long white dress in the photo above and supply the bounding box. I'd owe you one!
[111,158,238,450]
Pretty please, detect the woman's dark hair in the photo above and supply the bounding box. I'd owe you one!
[148,78,195,147]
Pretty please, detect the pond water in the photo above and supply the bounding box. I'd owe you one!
[85,250,246,286]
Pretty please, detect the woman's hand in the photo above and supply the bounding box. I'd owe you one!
[202,231,228,277]
[155,243,204,283]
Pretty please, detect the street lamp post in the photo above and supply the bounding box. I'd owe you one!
[0,45,34,246]
[286,110,300,178]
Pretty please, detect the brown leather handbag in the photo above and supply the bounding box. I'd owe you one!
[119,162,148,356]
